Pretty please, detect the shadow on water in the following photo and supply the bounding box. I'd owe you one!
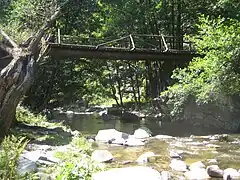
[54,112,231,137]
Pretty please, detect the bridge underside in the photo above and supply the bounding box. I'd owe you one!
[48,43,198,61]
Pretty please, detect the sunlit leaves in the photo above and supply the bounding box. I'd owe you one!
[163,16,240,116]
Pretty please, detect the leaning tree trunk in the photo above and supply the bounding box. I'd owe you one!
[0,9,62,137]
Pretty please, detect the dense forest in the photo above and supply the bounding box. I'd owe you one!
[0,0,240,135]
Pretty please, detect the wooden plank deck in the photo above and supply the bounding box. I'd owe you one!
[48,43,199,61]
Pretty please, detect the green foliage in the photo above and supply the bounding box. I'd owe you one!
[70,136,93,155]
[16,106,48,125]
[162,16,240,117]
[0,135,29,180]
[56,155,102,180]
[55,136,102,180]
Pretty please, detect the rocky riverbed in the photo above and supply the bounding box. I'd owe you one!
[10,107,240,179]
[15,123,240,180]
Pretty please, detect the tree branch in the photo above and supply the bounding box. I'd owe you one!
[28,0,70,53]
[0,29,18,48]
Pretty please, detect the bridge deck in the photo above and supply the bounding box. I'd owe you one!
[48,43,198,61]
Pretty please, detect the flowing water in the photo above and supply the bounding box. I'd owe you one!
[54,111,240,172]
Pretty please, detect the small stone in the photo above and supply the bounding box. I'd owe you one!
[210,134,229,142]
[136,152,155,164]
[206,144,221,148]
[91,150,113,163]
[169,159,188,172]
[207,159,218,164]
[121,160,133,165]
[185,168,210,180]
[207,165,223,178]
[169,151,182,159]
[88,139,95,143]
[189,161,205,170]
[161,171,171,180]
[223,168,240,180]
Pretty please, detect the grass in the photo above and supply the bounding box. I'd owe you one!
[0,106,102,179]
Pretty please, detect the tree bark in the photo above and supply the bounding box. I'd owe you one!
[0,7,63,137]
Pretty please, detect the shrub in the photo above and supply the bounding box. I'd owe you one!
[16,106,47,125]
[56,155,102,180]
[162,16,240,117]
[0,135,28,179]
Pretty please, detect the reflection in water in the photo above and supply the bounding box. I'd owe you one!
[68,114,142,135]
[54,111,234,136]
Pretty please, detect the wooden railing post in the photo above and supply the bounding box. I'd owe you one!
[57,28,61,44]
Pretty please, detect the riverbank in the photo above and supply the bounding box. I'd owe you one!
[1,106,239,179]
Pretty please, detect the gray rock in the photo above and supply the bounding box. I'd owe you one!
[169,159,188,172]
[223,168,240,180]
[210,134,229,142]
[155,135,175,139]
[22,150,42,162]
[111,138,125,145]
[17,156,37,175]
[121,111,139,121]
[169,151,182,159]
[133,127,152,139]
[125,138,145,146]
[207,159,218,164]
[207,165,223,178]
[95,129,129,142]
[206,144,221,148]
[107,107,122,116]
[91,150,113,163]
[184,168,210,180]
[93,166,162,180]
[189,161,205,171]
[136,152,155,164]
[161,171,170,180]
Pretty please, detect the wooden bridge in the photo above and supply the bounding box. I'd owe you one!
[47,32,199,61]
[0,33,200,70]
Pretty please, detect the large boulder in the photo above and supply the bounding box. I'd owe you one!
[207,165,223,178]
[223,168,240,180]
[95,129,129,142]
[91,150,113,163]
[133,127,152,139]
[92,166,162,180]
[184,168,210,180]
[121,111,139,122]
[189,161,205,171]
[169,159,188,172]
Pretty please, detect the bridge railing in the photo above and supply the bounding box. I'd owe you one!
[52,29,195,53]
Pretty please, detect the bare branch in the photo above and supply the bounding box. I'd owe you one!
[0,29,18,48]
